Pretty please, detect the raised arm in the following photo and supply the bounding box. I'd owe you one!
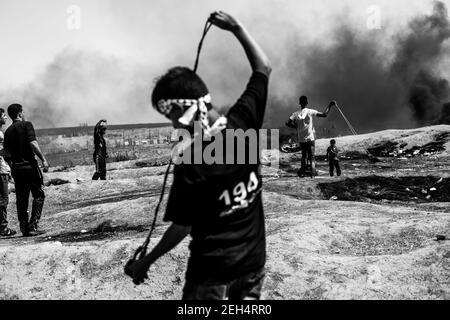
[317,101,336,118]
[209,11,272,77]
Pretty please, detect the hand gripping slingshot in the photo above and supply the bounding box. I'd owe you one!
[124,17,213,284]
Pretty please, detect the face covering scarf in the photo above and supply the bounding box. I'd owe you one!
[157,94,227,140]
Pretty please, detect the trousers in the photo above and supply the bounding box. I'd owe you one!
[329,159,341,176]
[12,164,45,233]
[0,174,9,230]
[182,268,265,301]
[92,155,107,180]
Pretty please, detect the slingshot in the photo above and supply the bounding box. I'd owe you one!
[124,16,214,284]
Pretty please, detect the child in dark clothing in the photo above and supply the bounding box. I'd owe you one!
[327,139,341,177]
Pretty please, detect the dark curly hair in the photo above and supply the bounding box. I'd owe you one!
[151,67,209,110]
[299,95,308,106]
[7,104,23,119]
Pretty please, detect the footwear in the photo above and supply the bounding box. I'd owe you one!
[29,226,46,234]
[0,227,16,237]
[297,168,307,177]
[22,230,46,237]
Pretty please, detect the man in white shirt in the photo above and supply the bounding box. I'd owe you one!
[286,96,335,177]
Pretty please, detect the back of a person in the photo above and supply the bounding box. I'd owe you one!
[4,104,48,237]
[168,97,267,282]
[126,11,271,300]
[173,155,264,282]
[4,121,36,165]
[164,68,268,283]
[294,108,317,143]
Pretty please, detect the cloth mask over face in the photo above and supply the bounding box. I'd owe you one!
[156,94,227,140]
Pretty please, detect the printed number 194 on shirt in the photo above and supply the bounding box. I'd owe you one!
[219,171,259,206]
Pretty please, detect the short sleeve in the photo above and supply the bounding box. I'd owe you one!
[25,122,37,142]
[163,172,194,226]
[3,131,9,152]
[227,72,269,130]
[309,109,320,117]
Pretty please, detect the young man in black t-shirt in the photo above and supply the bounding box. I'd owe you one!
[127,11,271,300]
[4,104,49,237]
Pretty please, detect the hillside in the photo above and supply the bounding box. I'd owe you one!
[0,125,449,300]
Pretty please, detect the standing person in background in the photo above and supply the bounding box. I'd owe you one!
[92,119,108,180]
[0,108,16,237]
[4,104,49,237]
[286,96,335,178]
[327,139,341,177]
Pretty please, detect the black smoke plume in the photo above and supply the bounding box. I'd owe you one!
[1,2,450,131]
[392,0,450,126]
[266,1,450,138]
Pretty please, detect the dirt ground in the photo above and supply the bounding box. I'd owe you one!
[0,125,449,300]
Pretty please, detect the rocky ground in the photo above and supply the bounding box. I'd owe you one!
[0,125,449,300]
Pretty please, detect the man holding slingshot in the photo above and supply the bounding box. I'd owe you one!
[126,11,271,300]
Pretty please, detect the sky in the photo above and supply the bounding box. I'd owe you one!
[0,0,446,129]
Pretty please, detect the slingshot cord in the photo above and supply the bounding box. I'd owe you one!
[126,17,213,272]
[193,20,213,73]
[335,104,378,159]
[335,104,358,135]
[138,159,173,258]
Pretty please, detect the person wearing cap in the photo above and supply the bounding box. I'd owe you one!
[92,119,108,180]
[126,11,271,300]
[286,96,335,178]
[3,104,49,237]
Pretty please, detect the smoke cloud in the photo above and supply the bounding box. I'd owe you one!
[393,0,450,125]
[1,1,450,132]
[265,0,450,137]
[0,48,158,128]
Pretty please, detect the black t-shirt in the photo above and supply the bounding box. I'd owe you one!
[4,120,38,165]
[164,71,269,282]
[94,134,107,157]
[327,146,339,160]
